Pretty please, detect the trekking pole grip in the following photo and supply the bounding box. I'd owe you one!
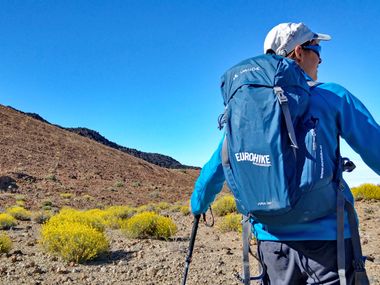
[182,214,201,285]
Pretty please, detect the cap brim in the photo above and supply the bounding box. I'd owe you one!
[314,33,331,41]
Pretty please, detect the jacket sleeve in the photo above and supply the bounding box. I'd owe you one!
[190,137,226,215]
[328,83,380,175]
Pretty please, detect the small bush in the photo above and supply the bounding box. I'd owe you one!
[15,194,26,201]
[136,204,159,214]
[105,206,135,219]
[114,181,124,188]
[218,213,242,233]
[0,232,13,253]
[82,194,94,201]
[180,205,190,216]
[6,206,31,221]
[47,208,106,232]
[123,211,177,239]
[351,184,380,200]
[155,202,170,211]
[212,195,237,216]
[168,205,182,213]
[60,193,73,199]
[84,207,133,229]
[46,174,57,182]
[42,200,54,207]
[32,211,53,224]
[0,213,17,230]
[40,221,109,263]
[15,200,25,207]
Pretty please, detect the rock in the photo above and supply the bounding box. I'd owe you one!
[0,176,18,191]
[71,268,81,273]
[137,251,144,259]
[33,266,45,274]
[56,266,69,274]
[25,261,36,268]
[147,267,159,277]
[118,260,128,266]
[12,249,23,255]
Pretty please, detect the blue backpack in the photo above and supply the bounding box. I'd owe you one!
[218,55,369,285]
[219,54,334,225]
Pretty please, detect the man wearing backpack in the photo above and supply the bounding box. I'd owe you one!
[190,22,380,285]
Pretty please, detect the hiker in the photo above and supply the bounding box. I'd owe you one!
[190,22,380,285]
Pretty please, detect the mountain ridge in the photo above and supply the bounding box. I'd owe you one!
[7,106,198,169]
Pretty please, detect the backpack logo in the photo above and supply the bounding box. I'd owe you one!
[234,152,272,167]
[232,66,261,81]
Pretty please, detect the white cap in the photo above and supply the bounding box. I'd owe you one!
[264,23,331,56]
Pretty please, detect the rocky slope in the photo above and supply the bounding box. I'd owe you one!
[0,105,199,210]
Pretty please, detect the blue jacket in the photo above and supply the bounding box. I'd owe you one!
[191,82,380,241]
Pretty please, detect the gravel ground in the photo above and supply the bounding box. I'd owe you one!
[0,200,379,285]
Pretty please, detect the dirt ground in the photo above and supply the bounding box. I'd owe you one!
[0,200,379,285]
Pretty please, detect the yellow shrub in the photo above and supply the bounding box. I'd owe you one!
[6,206,31,221]
[47,208,106,232]
[180,205,190,216]
[0,213,17,230]
[0,232,12,253]
[60,193,73,199]
[40,221,109,263]
[168,205,182,213]
[123,211,177,239]
[351,184,380,200]
[218,213,242,233]
[136,204,159,214]
[156,202,171,211]
[101,206,136,229]
[32,211,53,224]
[212,195,237,216]
[16,200,25,207]
[105,206,135,219]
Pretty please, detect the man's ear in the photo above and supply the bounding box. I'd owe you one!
[293,45,304,62]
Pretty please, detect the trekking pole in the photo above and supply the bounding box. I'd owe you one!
[182,214,201,285]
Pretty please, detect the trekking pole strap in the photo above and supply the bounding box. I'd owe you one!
[202,207,215,227]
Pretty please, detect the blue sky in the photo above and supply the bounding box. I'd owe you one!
[1,0,379,187]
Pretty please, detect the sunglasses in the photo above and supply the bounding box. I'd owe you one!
[302,44,322,58]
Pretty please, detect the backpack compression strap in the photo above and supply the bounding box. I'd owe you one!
[273,87,298,157]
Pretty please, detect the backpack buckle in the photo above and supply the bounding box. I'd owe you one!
[274,86,288,104]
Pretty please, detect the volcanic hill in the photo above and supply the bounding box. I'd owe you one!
[0,104,199,210]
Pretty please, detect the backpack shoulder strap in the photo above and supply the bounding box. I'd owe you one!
[237,216,266,284]
[336,147,370,285]
[274,86,298,156]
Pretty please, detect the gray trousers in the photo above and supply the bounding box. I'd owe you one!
[258,239,354,285]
